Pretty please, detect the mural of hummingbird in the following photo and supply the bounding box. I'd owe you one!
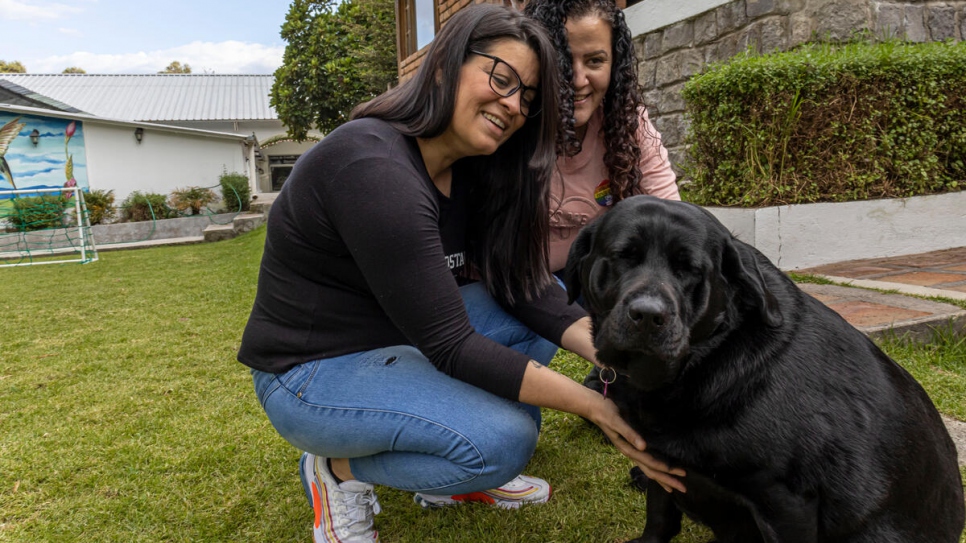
[0,116,26,189]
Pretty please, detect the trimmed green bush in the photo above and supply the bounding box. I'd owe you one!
[219,170,251,212]
[84,189,117,225]
[682,40,966,207]
[119,191,176,222]
[7,195,67,231]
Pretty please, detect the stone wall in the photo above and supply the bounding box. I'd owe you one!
[90,213,239,244]
[637,0,966,175]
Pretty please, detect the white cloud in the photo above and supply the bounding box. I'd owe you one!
[0,0,83,20]
[29,40,285,74]
[57,27,83,37]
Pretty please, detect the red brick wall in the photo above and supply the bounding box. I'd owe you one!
[397,0,505,83]
[398,47,427,82]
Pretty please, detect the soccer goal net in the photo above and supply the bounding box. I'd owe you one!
[0,186,98,268]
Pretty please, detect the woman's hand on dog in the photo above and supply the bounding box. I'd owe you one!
[515,369,687,493]
[556,317,685,492]
[588,395,687,494]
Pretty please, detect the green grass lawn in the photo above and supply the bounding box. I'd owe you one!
[1,226,963,542]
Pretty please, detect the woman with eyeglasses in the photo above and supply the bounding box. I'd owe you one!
[238,4,683,542]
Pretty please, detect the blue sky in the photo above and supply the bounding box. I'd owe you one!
[0,0,292,74]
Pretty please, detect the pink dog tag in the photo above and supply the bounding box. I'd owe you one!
[599,367,617,399]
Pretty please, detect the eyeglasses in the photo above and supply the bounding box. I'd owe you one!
[469,50,541,118]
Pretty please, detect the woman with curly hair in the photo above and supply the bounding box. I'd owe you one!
[524,0,680,275]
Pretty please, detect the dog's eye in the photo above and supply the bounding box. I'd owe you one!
[616,246,642,261]
[672,252,698,274]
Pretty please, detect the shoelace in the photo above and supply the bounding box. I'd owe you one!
[341,487,382,532]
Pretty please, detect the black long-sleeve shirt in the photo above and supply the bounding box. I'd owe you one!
[237,118,585,400]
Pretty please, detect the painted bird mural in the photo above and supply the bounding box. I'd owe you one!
[0,116,26,189]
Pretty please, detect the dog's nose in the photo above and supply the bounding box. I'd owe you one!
[627,296,668,328]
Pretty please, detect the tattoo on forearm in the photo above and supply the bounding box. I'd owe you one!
[529,360,544,369]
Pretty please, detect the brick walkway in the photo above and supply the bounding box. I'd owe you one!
[798,247,966,339]
[802,246,966,293]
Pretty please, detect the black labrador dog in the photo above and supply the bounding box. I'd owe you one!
[563,196,965,543]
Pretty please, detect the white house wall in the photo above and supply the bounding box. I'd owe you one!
[83,123,248,203]
[155,118,321,194]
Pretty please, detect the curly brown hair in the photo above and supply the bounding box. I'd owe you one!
[525,0,644,201]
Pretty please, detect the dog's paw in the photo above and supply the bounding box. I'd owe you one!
[629,466,649,493]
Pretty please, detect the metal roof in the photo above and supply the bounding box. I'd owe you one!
[0,79,84,113]
[0,103,250,140]
[0,74,277,122]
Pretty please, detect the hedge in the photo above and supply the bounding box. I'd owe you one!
[681,40,966,207]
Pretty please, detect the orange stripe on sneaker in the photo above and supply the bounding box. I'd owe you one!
[312,481,322,528]
[450,491,496,505]
[313,475,343,543]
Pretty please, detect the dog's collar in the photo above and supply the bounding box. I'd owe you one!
[599,367,617,398]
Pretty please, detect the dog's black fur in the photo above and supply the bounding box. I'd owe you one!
[564,196,965,543]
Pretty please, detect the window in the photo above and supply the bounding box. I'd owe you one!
[414,0,435,49]
[269,155,300,192]
[397,0,437,60]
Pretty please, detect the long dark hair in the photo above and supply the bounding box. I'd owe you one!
[353,4,560,305]
[525,0,644,201]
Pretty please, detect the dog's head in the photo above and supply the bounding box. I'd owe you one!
[564,196,782,391]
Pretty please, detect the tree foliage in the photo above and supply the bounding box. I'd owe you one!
[160,61,192,74]
[0,60,26,73]
[271,0,398,139]
[62,67,86,74]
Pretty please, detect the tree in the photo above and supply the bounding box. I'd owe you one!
[160,61,192,74]
[271,0,397,139]
[0,60,26,73]
[62,67,86,74]
[344,0,398,93]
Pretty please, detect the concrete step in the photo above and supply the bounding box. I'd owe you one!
[233,213,265,234]
[203,223,237,242]
[203,212,266,242]
[250,200,272,216]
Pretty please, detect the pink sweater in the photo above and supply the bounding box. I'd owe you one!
[548,107,680,272]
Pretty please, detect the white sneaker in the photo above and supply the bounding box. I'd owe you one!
[299,453,381,543]
[413,474,552,510]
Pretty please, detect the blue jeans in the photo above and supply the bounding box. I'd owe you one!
[250,282,559,494]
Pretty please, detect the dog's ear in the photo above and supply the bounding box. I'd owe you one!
[723,237,783,327]
[563,222,598,304]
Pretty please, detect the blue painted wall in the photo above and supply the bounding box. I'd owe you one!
[0,112,89,199]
